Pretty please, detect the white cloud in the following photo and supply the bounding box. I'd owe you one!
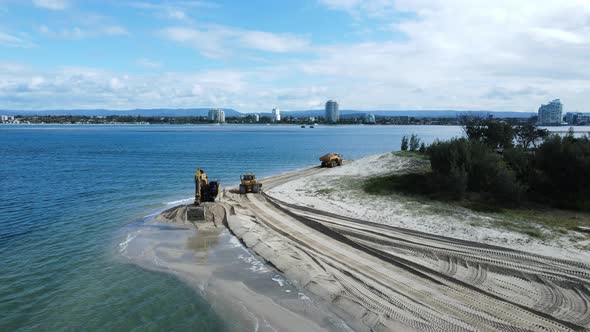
[160,27,225,57]
[308,0,590,111]
[136,58,161,68]
[318,0,397,18]
[0,31,34,48]
[239,31,309,52]
[39,24,128,39]
[129,1,216,21]
[160,25,310,57]
[109,77,125,90]
[529,27,586,45]
[0,65,258,110]
[32,0,68,10]
[29,76,45,89]
[166,9,186,20]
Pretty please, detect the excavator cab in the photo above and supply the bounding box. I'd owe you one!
[239,173,262,194]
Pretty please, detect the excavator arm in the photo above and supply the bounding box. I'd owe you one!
[194,168,205,205]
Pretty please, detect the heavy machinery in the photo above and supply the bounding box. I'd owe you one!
[319,153,343,168]
[194,168,220,205]
[239,173,262,194]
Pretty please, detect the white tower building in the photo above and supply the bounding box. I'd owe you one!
[272,107,281,122]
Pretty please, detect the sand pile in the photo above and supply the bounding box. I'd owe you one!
[155,202,228,228]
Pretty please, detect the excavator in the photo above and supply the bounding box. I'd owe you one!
[188,168,220,221]
[194,168,220,205]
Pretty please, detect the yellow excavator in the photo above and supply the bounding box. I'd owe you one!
[239,173,262,194]
[194,168,220,205]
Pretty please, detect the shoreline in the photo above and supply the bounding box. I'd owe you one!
[120,201,352,332]
[121,152,590,331]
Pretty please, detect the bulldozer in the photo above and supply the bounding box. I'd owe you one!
[319,153,343,168]
[194,168,220,205]
[239,173,262,194]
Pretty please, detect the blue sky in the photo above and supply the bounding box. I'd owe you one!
[0,0,589,112]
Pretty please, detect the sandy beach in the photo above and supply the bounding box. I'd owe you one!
[123,152,590,331]
[268,152,590,263]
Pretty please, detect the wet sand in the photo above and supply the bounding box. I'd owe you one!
[121,204,352,332]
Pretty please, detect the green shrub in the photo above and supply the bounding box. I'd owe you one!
[409,134,420,151]
[533,135,590,210]
[401,135,408,151]
[463,118,514,149]
[389,121,590,211]
[429,138,471,177]
[503,148,532,183]
[429,138,525,203]
[489,164,525,204]
[418,142,426,153]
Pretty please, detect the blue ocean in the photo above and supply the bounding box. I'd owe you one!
[0,124,462,331]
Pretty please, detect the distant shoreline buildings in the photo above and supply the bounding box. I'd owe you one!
[1,115,18,124]
[207,108,225,123]
[5,98,590,126]
[564,112,590,125]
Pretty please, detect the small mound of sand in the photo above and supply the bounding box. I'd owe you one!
[155,202,228,228]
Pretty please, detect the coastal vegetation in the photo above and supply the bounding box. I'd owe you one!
[370,120,590,214]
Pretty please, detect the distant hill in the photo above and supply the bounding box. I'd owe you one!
[1,108,535,119]
[0,108,241,117]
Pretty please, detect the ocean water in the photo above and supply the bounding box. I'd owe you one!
[0,124,462,331]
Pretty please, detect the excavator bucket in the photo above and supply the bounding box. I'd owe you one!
[187,205,205,221]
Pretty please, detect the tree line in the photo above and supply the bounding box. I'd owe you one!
[400,119,590,211]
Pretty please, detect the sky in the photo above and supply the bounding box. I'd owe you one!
[0,0,589,113]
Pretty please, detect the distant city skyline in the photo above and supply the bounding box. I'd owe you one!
[0,1,589,112]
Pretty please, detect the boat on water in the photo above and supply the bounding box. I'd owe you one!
[301,125,306,128]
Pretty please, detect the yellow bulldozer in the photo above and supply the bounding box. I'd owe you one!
[319,153,343,168]
[239,173,262,194]
[194,168,220,205]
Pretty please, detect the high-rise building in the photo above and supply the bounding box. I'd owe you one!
[537,99,563,126]
[208,109,217,121]
[253,114,260,122]
[325,100,339,123]
[565,112,579,125]
[272,107,281,122]
[363,113,376,124]
[208,109,225,123]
